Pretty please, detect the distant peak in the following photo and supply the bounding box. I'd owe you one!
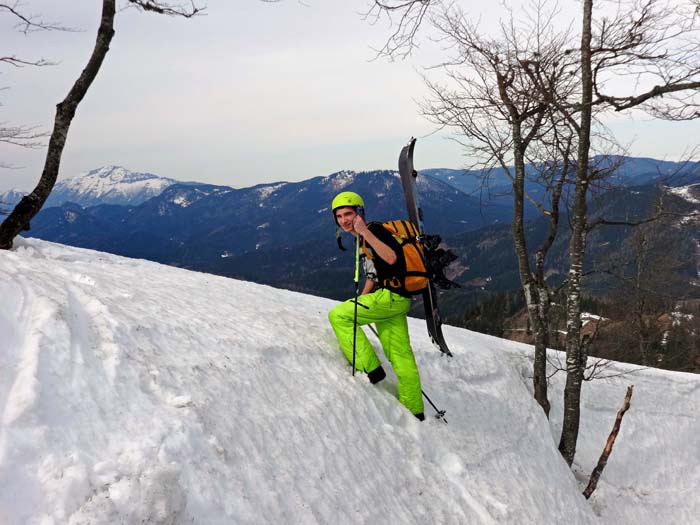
[326,170,356,178]
[86,165,127,176]
[80,166,163,182]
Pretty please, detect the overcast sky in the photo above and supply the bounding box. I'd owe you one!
[1,0,698,192]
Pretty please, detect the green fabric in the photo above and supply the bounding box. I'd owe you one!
[328,288,424,415]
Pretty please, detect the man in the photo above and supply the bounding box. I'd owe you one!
[328,191,425,421]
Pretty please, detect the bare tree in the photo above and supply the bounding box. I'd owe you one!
[418,2,586,416]
[371,0,700,466]
[0,0,202,250]
[558,0,700,466]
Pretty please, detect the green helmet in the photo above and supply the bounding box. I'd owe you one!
[331,191,365,214]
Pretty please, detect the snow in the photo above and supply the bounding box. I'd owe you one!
[256,183,287,200]
[172,195,191,208]
[668,183,700,205]
[0,189,27,204]
[325,171,357,191]
[671,311,694,325]
[1,238,699,524]
[56,166,176,205]
[168,187,225,209]
[581,313,608,322]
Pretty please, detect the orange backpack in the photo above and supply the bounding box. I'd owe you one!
[362,220,430,295]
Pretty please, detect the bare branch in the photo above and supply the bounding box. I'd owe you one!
[0,122,47,148]
[364,0,435,59]
[0,56,54,67]
[583,385,634,499]
[589,0,700,120]
[0,2,74,33]
[125,0,204,17]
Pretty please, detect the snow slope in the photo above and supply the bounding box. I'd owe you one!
[1,239,698,524]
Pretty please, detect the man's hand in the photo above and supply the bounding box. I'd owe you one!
[352,214,370,236]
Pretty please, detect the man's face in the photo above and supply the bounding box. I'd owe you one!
[335,207,357,233]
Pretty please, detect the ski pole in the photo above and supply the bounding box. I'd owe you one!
[351,233,360,377]
[421,390,448,424]
[365,324,448,423]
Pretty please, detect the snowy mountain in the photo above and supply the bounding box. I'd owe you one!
[0,189,27,212]
[1,237,699,523]
[44,166,179,207]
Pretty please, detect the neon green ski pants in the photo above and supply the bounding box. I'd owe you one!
[328,288,424,415]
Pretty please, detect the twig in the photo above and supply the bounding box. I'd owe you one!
[583,385,634,499]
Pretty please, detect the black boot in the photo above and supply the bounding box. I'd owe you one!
[414,412,425,421]
[367,365,386,384]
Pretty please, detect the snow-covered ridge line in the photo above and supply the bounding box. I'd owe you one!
[668,183,700,205]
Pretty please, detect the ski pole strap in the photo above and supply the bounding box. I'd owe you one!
[349,299,369,310]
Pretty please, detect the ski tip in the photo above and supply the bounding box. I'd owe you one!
[398,137,417,171]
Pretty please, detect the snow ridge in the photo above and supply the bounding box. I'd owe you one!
[668,183,700,205]
[0,239,698,524]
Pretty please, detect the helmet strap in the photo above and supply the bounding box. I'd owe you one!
[336,225,347,251]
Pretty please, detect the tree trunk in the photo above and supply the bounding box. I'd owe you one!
[533,282,551,416]
[510,120,550,416]
[635,236,649,366]
[0,0,116,250]
[559,0,593,466]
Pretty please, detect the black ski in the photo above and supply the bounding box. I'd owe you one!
[398,137,453,357]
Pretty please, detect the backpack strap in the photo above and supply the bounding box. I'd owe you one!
[360,222,383,260]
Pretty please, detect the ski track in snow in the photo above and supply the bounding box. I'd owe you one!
[1,238,699,524]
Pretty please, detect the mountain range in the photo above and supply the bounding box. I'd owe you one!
[4,158,700,306]
[424,156,700,194]
[446,181,700,296]
[23,168,512,300]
